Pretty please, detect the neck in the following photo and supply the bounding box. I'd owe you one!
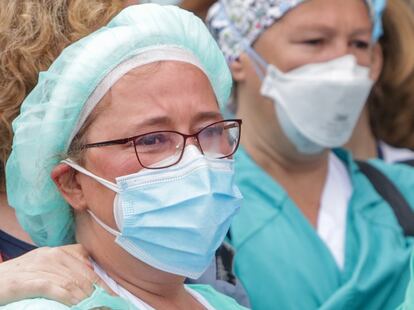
[76,213,203,309]
[0,192,35,244]
[236,95,330,227]
[104,264,190,307]
[345,107,377,160]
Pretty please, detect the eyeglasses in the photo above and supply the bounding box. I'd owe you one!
[82,119,242,169]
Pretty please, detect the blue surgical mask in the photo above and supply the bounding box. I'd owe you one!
[63,146,242,279]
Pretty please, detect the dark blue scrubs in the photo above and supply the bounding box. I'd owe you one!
[0,229,36,261]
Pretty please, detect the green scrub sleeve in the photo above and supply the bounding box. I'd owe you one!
[0,285,134,310]
[189,284,250,309]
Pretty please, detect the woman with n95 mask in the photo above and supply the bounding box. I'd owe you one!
[3,4,245,309]
[207,0,414,309]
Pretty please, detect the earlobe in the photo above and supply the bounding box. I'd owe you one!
[370,43,383,81]
[51,163,87,211]
[229,54,248,82]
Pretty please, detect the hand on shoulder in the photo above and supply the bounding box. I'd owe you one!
[0,244,110,306]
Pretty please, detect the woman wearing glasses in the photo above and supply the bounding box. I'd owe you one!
[206,0,414,309]
[3,4,245,309]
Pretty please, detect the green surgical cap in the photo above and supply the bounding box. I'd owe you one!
[6,4,232,246]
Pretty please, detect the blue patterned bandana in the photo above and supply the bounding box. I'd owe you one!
[207,0,387,62]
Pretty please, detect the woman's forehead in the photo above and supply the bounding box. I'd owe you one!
[85,62,219,141]
[99,61,217,115]
[111,61,211,93]
[269,0,372,35]
[281,0,371,25]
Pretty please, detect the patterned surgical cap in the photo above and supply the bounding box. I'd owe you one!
[207,0,387,62]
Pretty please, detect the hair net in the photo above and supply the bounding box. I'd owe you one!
[6,4,232,246]
[207,0,387,62]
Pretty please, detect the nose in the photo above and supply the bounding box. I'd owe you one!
[324,38,350,62]
[183,136,204,153]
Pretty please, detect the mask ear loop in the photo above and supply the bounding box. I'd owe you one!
[243,44,268,81]
[219,4,268,81]
[61,159,122,237]
[61,159,120,193]
[87,209,121,237]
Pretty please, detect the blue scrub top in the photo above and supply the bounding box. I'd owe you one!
[231,147,414,310]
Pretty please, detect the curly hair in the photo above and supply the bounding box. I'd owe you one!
[368,0,414,149]
[0,0,125,192]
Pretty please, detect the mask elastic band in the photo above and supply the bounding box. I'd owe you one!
[244,46,268,81]
[87,210,121,237]
[61,159,120,193]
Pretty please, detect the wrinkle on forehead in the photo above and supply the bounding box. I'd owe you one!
[275,0,372,30]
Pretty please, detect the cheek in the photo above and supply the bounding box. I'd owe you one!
[257,37,314,72]
[274,49,314,72]
[85,147,143,182]
[79,149,143,228]
[354,49,373,67]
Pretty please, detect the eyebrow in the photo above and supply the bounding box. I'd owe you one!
[131,111,223,132]
[350,28,372,37]
[135,116,172,128]
[192,111,223,123]
[292,24,371,37]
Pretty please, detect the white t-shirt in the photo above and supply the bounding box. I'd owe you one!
[93,263,215,310]
[378,141,414,164]
[317,152,352,270]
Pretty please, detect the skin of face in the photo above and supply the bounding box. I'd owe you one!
[52,61,222,298]
[232,0,382,164]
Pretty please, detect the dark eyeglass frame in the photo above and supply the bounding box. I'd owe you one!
[82,119,242,169]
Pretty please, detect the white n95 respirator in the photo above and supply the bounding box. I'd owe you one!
[247,50,374,154]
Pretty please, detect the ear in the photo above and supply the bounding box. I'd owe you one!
[229,53,250,83]
[370,43,383,81]
[51,163,87,211]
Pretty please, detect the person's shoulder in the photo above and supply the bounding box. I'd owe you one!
[0,298,69,309]
[368,158,414,185]
[367,158,414,205]
[188,284,249,309]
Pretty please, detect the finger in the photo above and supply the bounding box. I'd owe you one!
[45,251,111,296]
[48,252,98,294]
[92,276,115,295]
[60,244,93,268]
[24,246,98,297]
[17,272,88,306]
[62,265,114,296]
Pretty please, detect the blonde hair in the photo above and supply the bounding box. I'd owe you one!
[368,0,414,148]
[0,0,125,191]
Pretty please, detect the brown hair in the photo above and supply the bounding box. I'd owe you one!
[180,0,217,19]
[368,0,414,149]
[0,0,125,191]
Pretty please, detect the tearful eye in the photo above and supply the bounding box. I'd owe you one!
[201,126,224,138]
[351,40,370,50]
[135,133,169,146]
[302,38,325,46]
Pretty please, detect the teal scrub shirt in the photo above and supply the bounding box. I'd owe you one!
[0,284,248,309]
[231,147,414,310]
[398,251,414,310]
